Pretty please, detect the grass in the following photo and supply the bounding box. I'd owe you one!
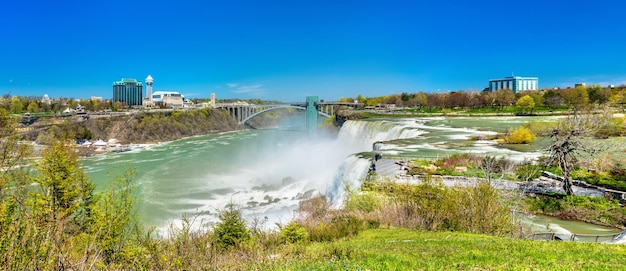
[261,228,626,270]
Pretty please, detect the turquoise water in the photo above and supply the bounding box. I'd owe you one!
[83,115,615,235]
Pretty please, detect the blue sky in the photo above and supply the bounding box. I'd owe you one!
[2,0,626,102]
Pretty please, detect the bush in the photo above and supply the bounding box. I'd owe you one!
[344,191,383,213]
[523,121,558,136]
[306,215,364,242]
[503,126,536,144]
[514,163,542,182]
[526,196,565,213]
[364,180,514,235]
[213,204,250,250]
[279,222,309,244]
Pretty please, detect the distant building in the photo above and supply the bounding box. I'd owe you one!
[152,91,184,108]
[42,94,51,105]
[112,78,143,106]
[143,75,154,107]
[489,76,538,92]
[575,83,586,88]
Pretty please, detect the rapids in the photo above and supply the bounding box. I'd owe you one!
[83,116,548,234]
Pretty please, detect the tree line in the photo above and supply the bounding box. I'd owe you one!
[338,84,625,111]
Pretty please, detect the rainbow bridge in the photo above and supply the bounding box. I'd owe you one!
[216,96,358,136]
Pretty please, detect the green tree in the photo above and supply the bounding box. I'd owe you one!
[588,84,611,105]
[516,95,535,114]
[34,141,96,230]
[529,92,544,107]
[114,101,126,110]
[213,203,250,250]
[26,101,39,112]
[562,86,589,111]
[414,92,428,108]
[10,96,24,113]
[356,94,367,105]
[543,89,563,108]
[90,166,137,263]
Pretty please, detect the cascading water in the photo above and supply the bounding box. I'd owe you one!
[326,120,427,205]
[81,115,617,237]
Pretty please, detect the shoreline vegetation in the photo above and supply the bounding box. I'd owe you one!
[4,90,626,268]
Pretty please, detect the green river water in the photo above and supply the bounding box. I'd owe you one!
[82,115,620,235]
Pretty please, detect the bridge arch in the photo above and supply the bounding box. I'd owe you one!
[240,104,331,124]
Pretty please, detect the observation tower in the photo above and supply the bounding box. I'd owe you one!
[145,75,154,106]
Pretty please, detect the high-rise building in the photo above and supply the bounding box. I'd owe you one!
[489,76,538,93]
[113,78,143,106]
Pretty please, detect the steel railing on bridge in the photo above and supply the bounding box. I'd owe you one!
[214,101,360,124]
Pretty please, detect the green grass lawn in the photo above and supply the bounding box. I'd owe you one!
[258,228,626,270]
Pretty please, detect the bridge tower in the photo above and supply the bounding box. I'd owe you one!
[305,96,318,137]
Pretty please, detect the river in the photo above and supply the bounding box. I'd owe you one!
[82,114,618,235]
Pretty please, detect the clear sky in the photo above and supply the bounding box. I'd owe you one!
[2,0,626,102]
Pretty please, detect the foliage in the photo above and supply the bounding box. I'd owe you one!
[213,203,251,250]
[516,95,535,114]
[28,108,241,144]
[503,126,537,144]
[572,167,626,192]
[522,120,559,136]
[344,190,384,213]
[90,166,138,264]
[362,179,515,236]
[305,215,365,242]
[279,222,309,244]
[0,106,141,269]
[514,163,543,182]
[526,195,626,227]
[296,197,366,242]
[407,154,518,178]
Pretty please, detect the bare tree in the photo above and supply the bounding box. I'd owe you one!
[545,112,605,195]
[479,156,515,185]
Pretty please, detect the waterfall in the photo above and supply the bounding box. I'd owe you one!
[327,119,425,205]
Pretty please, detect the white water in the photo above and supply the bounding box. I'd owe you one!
[85,117,546,235]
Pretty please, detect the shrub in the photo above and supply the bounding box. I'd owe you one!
[213,203,250,250]
[526,196,564,213]
[278,222,309,244]
[514,163,542,181]
[503,126,536,144]
[364,180,514,236]
[523,121,558,136]
[344,191,383,213]
[306,215,364,242]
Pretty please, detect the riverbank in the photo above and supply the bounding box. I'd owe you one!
[370,157,626,231]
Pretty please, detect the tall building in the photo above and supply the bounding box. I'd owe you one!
[113,78,143,106]
[145,75,154,106]
[489,76,538,92]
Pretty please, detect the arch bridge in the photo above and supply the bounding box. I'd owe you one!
[215,96,358,136]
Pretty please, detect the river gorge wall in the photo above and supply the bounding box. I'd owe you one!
[23,108,241,144]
